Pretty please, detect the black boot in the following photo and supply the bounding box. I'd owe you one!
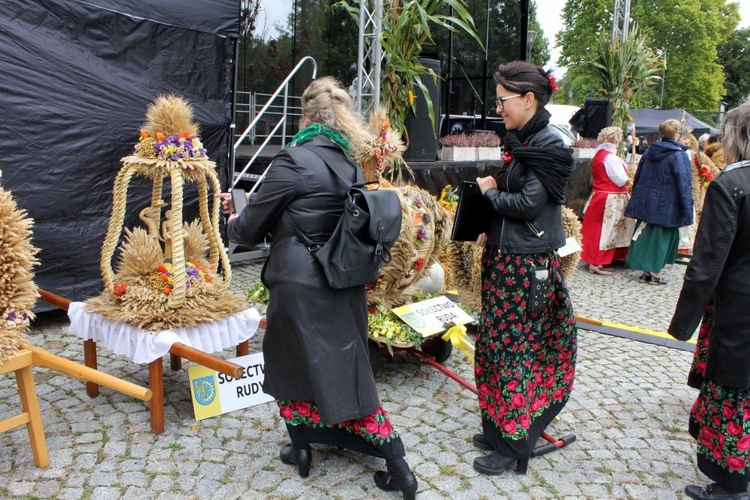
[684,483,750,500]
[472,433,492,451]
[279,443,312,478]
[374,458,418,499]
[473,452,529,476]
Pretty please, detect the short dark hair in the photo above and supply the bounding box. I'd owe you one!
[707,134,720,144]
[493,60,554,108]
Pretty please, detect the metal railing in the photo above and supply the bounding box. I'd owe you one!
[227,57,317,263]
[232,56,317,192]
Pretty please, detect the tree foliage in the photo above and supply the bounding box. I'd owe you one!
[557,0,740,110]
[238,0,359,95]
[718,27,750,109]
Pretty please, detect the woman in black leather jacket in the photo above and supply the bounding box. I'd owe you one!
[225,78,417,499]
[669,102,750,500]
[470,61,577,476]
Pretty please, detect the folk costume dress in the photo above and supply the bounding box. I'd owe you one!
[669,160,750,492]
[476,110,577,459]
[580,143,633,267]
[228,129,404,459]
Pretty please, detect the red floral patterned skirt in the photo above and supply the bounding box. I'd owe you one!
[688,305,750,490]
[277,399,405,459]
[475,249,577,456]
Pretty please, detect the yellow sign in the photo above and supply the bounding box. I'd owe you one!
[392,295,475,337]
[188,353,273,421]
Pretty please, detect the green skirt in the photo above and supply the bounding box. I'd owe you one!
[625,221,679,273]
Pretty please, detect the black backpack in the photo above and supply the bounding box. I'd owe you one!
[287,143,402,289]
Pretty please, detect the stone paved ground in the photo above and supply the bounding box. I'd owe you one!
[0,259,703,499]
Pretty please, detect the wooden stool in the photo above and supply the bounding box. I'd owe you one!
[0,349,49,468]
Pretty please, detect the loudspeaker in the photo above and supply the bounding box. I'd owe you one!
[404,58,441,161]
[570,99,613,139]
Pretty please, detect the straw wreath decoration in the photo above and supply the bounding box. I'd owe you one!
[0,173,40,363]
[84,95,246,331]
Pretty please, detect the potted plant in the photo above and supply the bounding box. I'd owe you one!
[439,133,476,161]
[572,138,600,159]
[475,132,501,161]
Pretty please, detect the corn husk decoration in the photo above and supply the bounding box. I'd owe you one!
[356,109,450,309]
[0,176,40,363]
[442,205,582,313]
[85,95,246,331]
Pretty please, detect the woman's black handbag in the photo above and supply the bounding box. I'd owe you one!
[288,146,402,289]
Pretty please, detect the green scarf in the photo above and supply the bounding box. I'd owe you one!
[288,123,352,155]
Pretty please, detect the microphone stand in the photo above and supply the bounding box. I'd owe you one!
[455,59,483,132]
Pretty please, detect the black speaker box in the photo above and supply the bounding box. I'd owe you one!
[404,58,441,161]
[569,99,613,139]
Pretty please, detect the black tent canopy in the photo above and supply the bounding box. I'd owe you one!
[628,108,719,140]
[0,0,239,306]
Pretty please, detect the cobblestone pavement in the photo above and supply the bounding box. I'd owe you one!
[0,258,704,499]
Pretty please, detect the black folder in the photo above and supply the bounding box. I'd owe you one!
[450,180,493,242]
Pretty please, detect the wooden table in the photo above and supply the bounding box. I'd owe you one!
[39,289,265,434]
[0,349,49,467]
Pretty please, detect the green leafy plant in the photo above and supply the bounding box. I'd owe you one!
[335,0,482,140]
[368,306,423,354]
[590,24,662,130]
[245,282,269,305]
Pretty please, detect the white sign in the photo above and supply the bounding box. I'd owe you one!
[392,295,475,337]
[188,352,274,420]
[557,236,582,258]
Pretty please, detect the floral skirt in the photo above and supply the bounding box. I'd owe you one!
[687,305,750,490]
[277,400,405,460]
[475,249,577,458]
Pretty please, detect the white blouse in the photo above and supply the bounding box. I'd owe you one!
[595,143,629,187]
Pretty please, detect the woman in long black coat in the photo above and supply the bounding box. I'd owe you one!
[226,77,417,499]
[669,102,750,500]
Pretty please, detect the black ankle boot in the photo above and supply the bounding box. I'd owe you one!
[374,458,418,499]
[685,483,750,500]
[473,452,529,476]
[374,470,418,499]
[279,444,312,478]
[472,433,492,451]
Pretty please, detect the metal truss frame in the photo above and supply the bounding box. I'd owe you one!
[356,0,383,116]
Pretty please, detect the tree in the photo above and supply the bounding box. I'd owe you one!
[557,0,740,110]
[238,0,360,95]
[718,27,750,109]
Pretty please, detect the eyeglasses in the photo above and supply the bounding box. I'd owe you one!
[495,94,522,110]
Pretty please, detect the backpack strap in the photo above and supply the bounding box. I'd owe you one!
[283,139,363,251]
[297,139,364,186]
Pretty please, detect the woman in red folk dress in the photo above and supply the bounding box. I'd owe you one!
[580,126,634,275]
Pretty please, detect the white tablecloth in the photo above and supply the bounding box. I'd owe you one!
[68,302,261,364]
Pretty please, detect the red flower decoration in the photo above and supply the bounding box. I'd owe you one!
[112,282,127,297]
[413,257,426,271]
[548,74,559,93]
[503,150,514,164]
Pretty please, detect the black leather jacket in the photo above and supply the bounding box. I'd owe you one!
[669,159,750,388]
[484,126,568,254]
